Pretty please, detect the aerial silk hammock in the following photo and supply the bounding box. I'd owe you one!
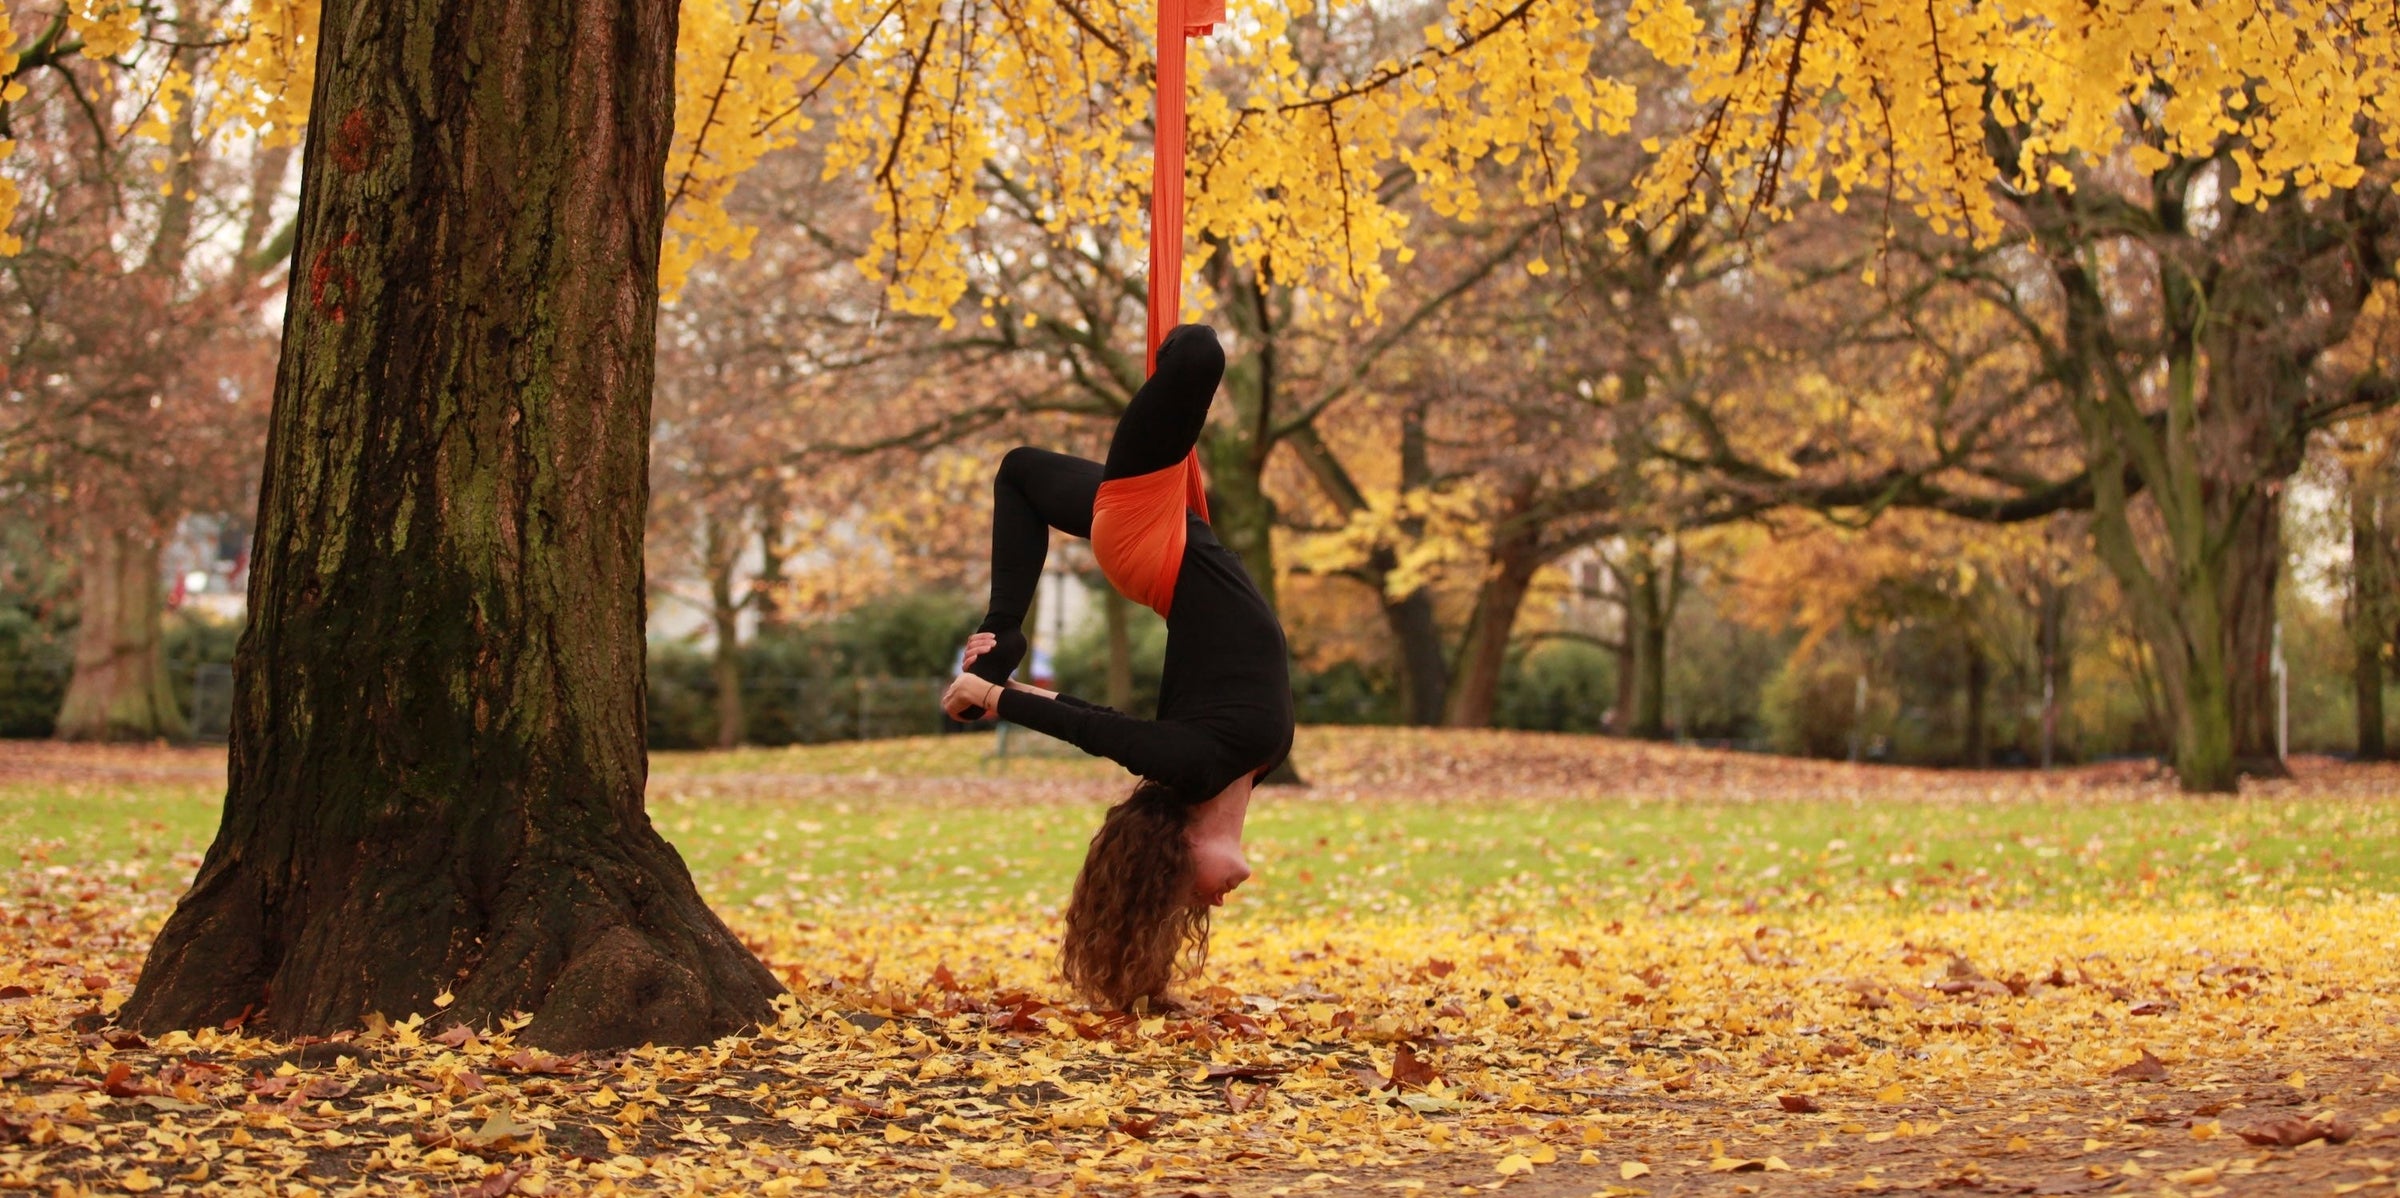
[1087,0,1227,619]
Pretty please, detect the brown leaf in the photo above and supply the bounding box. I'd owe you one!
[1112,1115,1158,1139]
[929,963,960,992]
[2111,1050,2169,1082]
[469,1166,525,1198]
[433,1024,477,1047]
[2235,1114,2357,1147]
[0,985,30,1001]
[498,1049,576,1074]
[1421,958,1456,978]
[101,1061,153,1098]
[1222,1081,1258,1113]
[1778,1094,1822,1113]
[1388,1043,1439,1089]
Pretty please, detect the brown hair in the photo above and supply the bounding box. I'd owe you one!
[1060,781,1208,1010]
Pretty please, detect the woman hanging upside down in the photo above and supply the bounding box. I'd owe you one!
[939,324,1294,1011]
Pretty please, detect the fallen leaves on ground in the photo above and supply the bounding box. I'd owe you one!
[3,737,2398,1196]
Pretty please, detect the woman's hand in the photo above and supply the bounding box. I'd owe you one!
[942,673,1003,721]
[960,631,998,672]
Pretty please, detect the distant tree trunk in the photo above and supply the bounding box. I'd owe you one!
[705,513,745,749]
[1624,554,1668,739]
[1381,582,1448,725]
[2352,477,2391,760]
[1962,641,1989,766]
[753,485,791,635]
[1280,421,1447,726]
[2035,571,2069,768]
[1442,522,1541,727]
[123,0,780,1048]
[2220,491,2287,775]
[1103,585,1134,712]
[55,519,188,741]
[1608,629,1634,733]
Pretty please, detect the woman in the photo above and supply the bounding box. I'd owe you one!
[939,323,1293,1011]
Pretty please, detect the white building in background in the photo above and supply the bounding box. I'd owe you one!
[164,514,250,622]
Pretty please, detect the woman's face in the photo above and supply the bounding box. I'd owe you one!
[1188,829,1251,908]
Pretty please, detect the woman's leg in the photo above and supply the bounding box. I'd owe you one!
[1103,324,1225,481]
[970,447,1103,688]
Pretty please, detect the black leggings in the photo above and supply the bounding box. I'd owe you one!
[969,324,1225,687]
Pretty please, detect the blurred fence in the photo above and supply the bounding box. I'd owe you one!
[0,662,971,749]
[644,671,959,748]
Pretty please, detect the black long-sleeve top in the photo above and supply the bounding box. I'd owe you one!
[994,517,1292,804]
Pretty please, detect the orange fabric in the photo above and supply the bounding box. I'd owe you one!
[1147,0,1204,376]
[1092,450,1210,618]
[1099,0,1217,622]
[1150,0,1210,531]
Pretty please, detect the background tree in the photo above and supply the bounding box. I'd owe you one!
[1,0,287,740]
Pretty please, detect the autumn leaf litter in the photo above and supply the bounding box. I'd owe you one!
[4,731,2400,1196]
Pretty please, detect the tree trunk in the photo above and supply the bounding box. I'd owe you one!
[1442,529,1541,727]
[700,508,739,749]
[123,0,781,1049]
[1625,556,1667,739]
[1103,585,1134,712]
[2352,479,2390,760]
[2220,489,2287,775]
[1381,583,1448,725]
[55,519,188,741]
[1962,641,1988,766]
[705,511,745,749]
[2035,571,2068,768]
[753,485,791,635]
[2048,245,2243,793]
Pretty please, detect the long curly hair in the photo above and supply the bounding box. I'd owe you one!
[1060,780,1207,1010]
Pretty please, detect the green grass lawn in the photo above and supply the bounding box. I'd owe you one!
[6,730,2396,924]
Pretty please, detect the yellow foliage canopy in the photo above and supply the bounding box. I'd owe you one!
[9,0,2398,320]
[1624,0,2400,240]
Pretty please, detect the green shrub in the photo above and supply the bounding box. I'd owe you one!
[0,606,70,738]
[1494,641,1615,733]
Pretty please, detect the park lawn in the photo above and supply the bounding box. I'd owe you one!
[9,727,2400,919]
[3,730,2399,1197]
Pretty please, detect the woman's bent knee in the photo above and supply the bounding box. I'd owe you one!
[997,445,1046,489]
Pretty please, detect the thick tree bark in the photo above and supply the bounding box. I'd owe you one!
[55,520,188,742]
[123,0,781,1048]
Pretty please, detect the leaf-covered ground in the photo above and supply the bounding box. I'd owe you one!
[3,730,2398,1196]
